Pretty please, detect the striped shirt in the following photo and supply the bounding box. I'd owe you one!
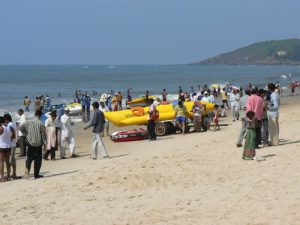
[19,117,47,147]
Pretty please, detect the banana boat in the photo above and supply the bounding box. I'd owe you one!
[126,96,155,105]
[104,101,214,127]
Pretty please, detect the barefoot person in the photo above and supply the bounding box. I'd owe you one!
[0,116,14,182]
[243,111,258,160]
[4,113,21,179]
[84,102,110,160]
[19,110,46,179]
[174,100,188,134]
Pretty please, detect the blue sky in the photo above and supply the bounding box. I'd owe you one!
[0,0,299,65]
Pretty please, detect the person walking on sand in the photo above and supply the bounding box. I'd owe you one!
[17,108,27,157]
[84,102,110,160]
[60,109,76,159]
[19,109,46,179]
[267,83,280,146]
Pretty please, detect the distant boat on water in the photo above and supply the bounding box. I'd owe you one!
[108,66,115,69]
[83,66,89,69]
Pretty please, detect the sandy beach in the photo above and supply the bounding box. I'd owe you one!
[1,95,300,225]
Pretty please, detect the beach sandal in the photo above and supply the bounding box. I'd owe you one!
[4,176,11,181]
[11,175,22,180]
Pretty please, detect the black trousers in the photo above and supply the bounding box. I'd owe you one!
[147,120,156,139]
[43,147,56,160]
[26,145,43,177]
[256,120,262,147]
[19,136,27,156]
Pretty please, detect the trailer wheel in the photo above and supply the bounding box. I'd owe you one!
[165,122,176,134]
[155,122,168,136]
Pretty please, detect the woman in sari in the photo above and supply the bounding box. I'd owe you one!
[243,111,257,160]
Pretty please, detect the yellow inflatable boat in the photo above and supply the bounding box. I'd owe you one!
[126,96,155,106]
[104,101,214,127]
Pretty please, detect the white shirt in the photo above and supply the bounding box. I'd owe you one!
[201,96,209,102]
[8,122,17,148]
[60,114,73,138]
[0,125,12,148]
[99,106,109,122]
[18,113,27,136]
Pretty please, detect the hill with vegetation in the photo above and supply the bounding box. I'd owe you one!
[196,39,300,65]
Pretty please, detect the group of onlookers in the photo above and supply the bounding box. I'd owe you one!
[234,83,280,160]
[0,107,78,182]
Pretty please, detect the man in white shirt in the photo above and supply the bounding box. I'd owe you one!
[17,109,27,157]
[201,92,210,102]
[60,109,76,159]
[99,101,110,137]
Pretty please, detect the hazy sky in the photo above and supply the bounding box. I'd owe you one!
[0,0,299,65]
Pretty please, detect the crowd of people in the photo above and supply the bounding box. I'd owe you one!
[0,82,284,182]
[146,82,280,163]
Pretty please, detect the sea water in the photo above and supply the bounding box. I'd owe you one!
[1,65,300,118]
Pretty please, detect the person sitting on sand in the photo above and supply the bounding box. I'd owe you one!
[174,101,188,134]
[243,111,258,160]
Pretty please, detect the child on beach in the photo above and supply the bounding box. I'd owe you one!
[213,105,220,131]
[220,105,226,117]
[243,111,258,160]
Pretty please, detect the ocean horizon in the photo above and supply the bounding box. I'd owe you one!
[1,64,300,118]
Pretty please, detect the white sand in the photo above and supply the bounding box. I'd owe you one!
[0,96,300,225]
